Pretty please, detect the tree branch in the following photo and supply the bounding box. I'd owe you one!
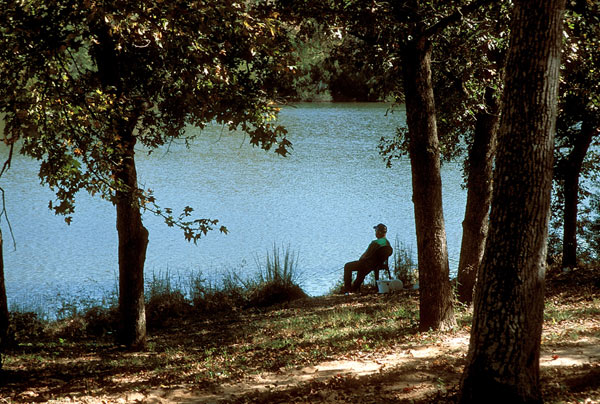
[0,144,13,179]
[421,0,497,40]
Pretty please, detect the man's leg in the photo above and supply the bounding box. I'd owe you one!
[352,266,372,292]
[344,261,361,292]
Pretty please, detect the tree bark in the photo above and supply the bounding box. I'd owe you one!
[115,134,149,350]
[0,231,9,370]
[561,120,595,269]
[402,37,456,331]
[459,0,565,402]
[456,87,499,305]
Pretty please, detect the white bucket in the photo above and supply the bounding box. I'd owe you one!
[376,280,390,293]
[376,279,403,293]
[389,279,403,290]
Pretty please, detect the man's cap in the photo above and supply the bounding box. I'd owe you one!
[374,223,387,233]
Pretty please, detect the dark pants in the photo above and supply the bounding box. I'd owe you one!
[344,259,375,292]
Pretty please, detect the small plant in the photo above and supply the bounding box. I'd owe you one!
[328,278,346,295]
[544,302,574,324]
[392,237,417,287]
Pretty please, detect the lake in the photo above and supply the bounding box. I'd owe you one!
[0,103,466,314]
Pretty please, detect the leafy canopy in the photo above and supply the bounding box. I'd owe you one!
[0,0,294,240]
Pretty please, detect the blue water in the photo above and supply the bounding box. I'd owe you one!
[0,103,466,313]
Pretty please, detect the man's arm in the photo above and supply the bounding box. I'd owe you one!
[360,241,379,261]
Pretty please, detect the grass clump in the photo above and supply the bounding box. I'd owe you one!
[145,270,193,329]
[392,237,418,288]
[190,272,248,314]
[247,244,307,307]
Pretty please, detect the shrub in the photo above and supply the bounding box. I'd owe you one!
[190,270,249,314]
[146,290,191,329]
[193,288,246,314]
[83,306,119,337]
[7,244,309,340]
[49,316,87,340]
[7,312,46,344]
[246,281,307,308]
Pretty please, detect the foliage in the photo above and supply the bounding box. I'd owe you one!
[391,237,417,288]
[276,19,335,101]
[190,271,248,313]
[6,312,45,344]
[317,35,393,102]
[276,14,393,102]
[246,280,307,308]
[378,2,508,169]
[82,306,119,337]
[146,290,190,330]
[193,245,307,312]
[247,244,306,307]
[549,1,600,263]
[0,0,294,239]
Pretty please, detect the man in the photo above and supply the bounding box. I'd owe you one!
[343,223,392,293]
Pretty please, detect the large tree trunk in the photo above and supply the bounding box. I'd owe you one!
[402,37,456,331]
[561,120,595,269]
[115,134,148,350]
[459,0,565,402]
[456,87,499,305]
[0,231,9,370]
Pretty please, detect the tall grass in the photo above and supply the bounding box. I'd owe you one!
[189,244,306,311]
[249,244,306,307]
[256,244,301,285]
[8,244,308,341]
[145,269,191,329]
[392,237,417,287]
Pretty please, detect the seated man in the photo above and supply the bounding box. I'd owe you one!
[343,223,392,293]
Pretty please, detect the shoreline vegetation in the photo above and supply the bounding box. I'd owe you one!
[1,243,599,403]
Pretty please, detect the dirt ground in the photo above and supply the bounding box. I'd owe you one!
[4,267,600,403]
[30,326,596,404]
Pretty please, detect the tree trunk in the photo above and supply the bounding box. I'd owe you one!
[92,21,148,350]
[459,0,565,402]
[402,37,456,331]
[115,134,148,350]
[561,121,595,269]
[456,87,499,305]
[0,231,9,370]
